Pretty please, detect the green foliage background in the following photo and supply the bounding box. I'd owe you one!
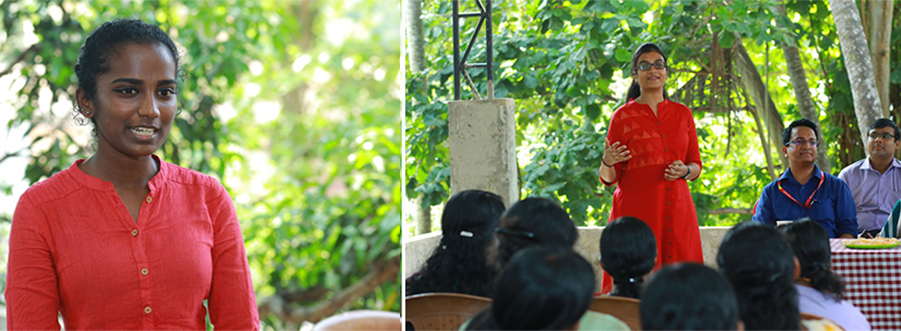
[405,0,901,233]
[0,0,401,328]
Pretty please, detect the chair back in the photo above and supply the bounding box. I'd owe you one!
[313,310,401,331]
[800,312,846,331]
[405,293,492,331]
[588,296,642,330]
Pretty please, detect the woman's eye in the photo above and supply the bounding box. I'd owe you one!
[158,88,176,97]
[116,87,138,96]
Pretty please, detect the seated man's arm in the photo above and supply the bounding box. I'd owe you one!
[752,185,777,226]
[835,181,859,238]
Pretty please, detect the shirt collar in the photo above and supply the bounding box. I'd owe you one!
[779,164,822,184]
[863,157,901,171]
[69,154,166,191]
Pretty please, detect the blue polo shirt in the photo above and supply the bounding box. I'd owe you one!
[753,165,859,237]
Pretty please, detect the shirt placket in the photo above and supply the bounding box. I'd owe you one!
[132,192,156,329]
[659,119,675,263]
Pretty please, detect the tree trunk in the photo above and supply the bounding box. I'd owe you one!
[406,0,430,234]
[405,0,426,73]
[413,196,432,235]
[775,4,831,173]
[829,0,884,143]
[866,0,893,118]
[734,40,788,172]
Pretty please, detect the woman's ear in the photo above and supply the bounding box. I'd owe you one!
[75,87,95,118]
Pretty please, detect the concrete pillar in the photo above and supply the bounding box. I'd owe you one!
[448,98,519,207]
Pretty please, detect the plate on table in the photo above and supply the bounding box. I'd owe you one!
[843,238,901,249]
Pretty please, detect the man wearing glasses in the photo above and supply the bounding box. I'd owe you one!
[838,118,901,238]
[753,118,858,238]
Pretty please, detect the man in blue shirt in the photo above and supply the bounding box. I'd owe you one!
[753,118,858,238]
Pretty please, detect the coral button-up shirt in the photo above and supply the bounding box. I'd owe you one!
[6,157,259,330]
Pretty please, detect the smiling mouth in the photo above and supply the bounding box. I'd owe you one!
[130,126,157,137]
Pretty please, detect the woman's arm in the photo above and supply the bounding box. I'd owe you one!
[6,195,62,330]
[207,184,260,330]
[599,141,631,184]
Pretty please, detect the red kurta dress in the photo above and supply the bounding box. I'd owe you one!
[599,99,703,293]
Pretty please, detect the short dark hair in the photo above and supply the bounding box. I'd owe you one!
[466,247,595,330]
[600,216,657,299]
[405,190,506,297]
[493,197,578,268]
[868,118,901,142]
[779,220,846,301]
[782,118,820,146]
[717,222,800,330]
[641,263,741,331]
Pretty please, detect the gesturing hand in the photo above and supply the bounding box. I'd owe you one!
[664,160,689,181]
[602,141,632,167]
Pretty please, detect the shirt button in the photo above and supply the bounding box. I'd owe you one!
[657,122,661,125]
[664,148,668,151]
[132,229,139,237]
[667,201,671,205]
[144,306,152,314]
[141,268,149,276]
[662,135,666,137]
[145,196,153,203]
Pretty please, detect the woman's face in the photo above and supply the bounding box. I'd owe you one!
[79,42,177,159]
[633,51,667,91]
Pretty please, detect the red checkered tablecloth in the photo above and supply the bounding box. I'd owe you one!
[830,239,901,331]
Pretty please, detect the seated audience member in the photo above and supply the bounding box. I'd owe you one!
[640,263,743,331]
[599,216,657,299]
[780,220,871,331]
[488,197,579,269]
[465,247,628,331]
[476,197,628,330]
[717,222,801,330]
[881,199,901,238]
[838,118,901,237]
[406,190,505,297]
[753,118,858,238]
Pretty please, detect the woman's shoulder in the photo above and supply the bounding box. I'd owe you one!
[18,162,84,207]
[157,159,226,194]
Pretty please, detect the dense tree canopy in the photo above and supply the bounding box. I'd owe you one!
[405,0,900,233]
[0,0,401,329]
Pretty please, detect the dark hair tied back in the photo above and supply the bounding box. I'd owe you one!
[626,42,670,101]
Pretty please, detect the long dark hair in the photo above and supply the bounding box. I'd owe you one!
[641,263,740,331]
[780,220,845,301]
[625,42,670,101]
[493,197,578,269]
[717,222,800,330]
[405,190,505,297]
[466,247,595,330]
[600,216,656,299]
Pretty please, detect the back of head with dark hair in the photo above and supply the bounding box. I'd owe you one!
[600,216,657,299]
[405,190,506,297]
[868,118,901,142]
[782,118,820,145]
[626,42,670,101]
[466,247,595,330]
[493,197,578,268]
[641,263,740,331]
[74,18,181,134]
[779,219,845,301]
[717,222,799,330]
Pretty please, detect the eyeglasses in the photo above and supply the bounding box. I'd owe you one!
[785,140,819,147]
[495,227,536,240]
[636,62,666,71]
[868,132,896,140]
